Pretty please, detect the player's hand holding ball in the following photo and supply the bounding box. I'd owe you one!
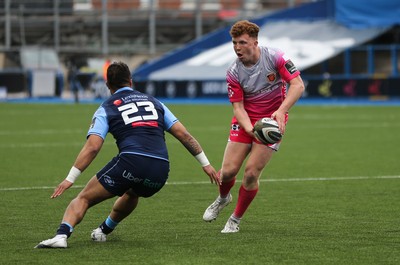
[253,118,282,144]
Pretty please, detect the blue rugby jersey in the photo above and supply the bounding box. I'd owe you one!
[87,87,178,161]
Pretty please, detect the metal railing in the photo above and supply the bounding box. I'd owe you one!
[0,0,315,57]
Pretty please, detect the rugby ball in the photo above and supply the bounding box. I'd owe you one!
[253,118,282,144]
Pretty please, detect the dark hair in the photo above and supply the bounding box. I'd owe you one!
[230,20,259,38]
[107,61,131,89]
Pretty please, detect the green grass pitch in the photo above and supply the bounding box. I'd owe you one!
[0,102,399,264]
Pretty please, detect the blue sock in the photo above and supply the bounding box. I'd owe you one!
[100,216,119,234]
[56,222,73,238]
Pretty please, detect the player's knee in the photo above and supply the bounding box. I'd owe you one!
[243,169,261,184]
[221,168,238,182]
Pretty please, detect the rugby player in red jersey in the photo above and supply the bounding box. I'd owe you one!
[203,20,304,233]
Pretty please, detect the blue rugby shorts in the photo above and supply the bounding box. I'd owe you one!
[97,154,169,197]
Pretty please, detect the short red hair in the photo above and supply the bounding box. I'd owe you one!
[230,20,259,38]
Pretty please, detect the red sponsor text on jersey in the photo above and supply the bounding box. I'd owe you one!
[132,121,158,127]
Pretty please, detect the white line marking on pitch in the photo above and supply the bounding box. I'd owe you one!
[1,175,399,192]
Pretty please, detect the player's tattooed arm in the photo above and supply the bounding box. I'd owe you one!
[169,121,203,156]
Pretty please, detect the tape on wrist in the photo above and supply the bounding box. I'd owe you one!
[195,151,210,167]
[65,166,81,183]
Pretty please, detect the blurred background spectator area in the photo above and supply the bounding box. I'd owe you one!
[0,0,399,100]
[0,0,311,59]
[0,0,313,97]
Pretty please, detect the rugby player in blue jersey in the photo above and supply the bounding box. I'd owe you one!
[35,61,219,248]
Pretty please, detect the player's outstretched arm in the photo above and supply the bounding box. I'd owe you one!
[51,179,74,198]
[168,122,220,185]
[51,135,104,198]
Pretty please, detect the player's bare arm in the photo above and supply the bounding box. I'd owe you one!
[271,75,305,134]
[168,121,219,185]
[169,122,202,155]
[73,135,104,172]
[232,101,254,136]
[51,135,104,198]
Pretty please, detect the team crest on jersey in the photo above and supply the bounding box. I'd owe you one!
[267,73,276,82]
[113,99,122,106]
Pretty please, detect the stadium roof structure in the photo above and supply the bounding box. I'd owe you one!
[132,0,397,82]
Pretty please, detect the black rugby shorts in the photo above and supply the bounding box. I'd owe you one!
[97,154,169,197]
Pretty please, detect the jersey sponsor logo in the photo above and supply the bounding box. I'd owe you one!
[246,85,276,97]
[267,73,276,82]
[284,60,297,74]
[231,124,240,131]
[122,170,143,183]
[132,121,158,127]
[113,99,122,106]
[143,178,163,189]
[121,94,149,103]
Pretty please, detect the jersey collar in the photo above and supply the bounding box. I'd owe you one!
[114,87,134,94]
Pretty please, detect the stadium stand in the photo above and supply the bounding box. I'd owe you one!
[132,0,400,100]
[0,0,399,100]
[1,0,308,98]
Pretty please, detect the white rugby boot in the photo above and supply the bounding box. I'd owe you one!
[91,227,107,242]
[203,193,232,222]
[35,234,67,248]
[221,216,240,233]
